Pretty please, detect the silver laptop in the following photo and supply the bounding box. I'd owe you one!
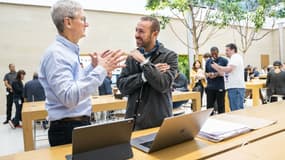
[66,118,134,160]
[131,109,213,153]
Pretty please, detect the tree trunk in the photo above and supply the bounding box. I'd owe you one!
[193,37,199,60]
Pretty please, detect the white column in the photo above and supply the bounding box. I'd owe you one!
[187,12,195,78]
[278,22,284,62]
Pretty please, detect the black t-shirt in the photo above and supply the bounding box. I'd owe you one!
[3,71,16,92]
[205,57,228,90]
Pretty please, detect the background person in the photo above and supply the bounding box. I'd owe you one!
[24,72,47,129]
[266,61,285,102]
[3,64,17,124]
[24,72,45,102]
[98,72,112,95]
[9,70,26,128]
[190,60,206,104]
[172,71,189,109]
[211,43,245,111]
[205,47,228,114]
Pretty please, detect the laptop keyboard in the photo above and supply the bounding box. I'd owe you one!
[141,141,153,148]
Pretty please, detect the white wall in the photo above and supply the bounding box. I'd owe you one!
[0,3,282,114]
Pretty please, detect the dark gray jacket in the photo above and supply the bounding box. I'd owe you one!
[266,70,285,97]
[117,43,178,130]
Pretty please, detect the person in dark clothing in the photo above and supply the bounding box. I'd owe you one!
[3,64,17,124]
[117,16,178,130]
[205,47,228,114]
[24,72,48,129]
[173,71,189,92]
[244,65,252,82]
[251,67,260,78]
[24,72,46,102]
[266,61,285,102]
[98,72,112,95]
[172,71,189,108]
[9,70,26,128]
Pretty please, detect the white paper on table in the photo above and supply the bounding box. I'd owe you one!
[212,114,277,130]
[198,118,251,142]
[198,115,277,142]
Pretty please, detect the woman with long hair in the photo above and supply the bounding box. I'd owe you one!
[9,70,25,128]
[190,60,206,102]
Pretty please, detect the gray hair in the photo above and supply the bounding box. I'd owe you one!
[51,0,83,33]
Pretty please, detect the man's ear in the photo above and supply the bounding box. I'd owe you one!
[63,17,72,29]
[152,31,159,38]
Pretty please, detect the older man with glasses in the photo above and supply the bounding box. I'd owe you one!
[39,0,126,146]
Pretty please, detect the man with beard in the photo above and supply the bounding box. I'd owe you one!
[117,16,178,130]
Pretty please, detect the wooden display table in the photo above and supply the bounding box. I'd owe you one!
[225,80,266,112]
[22,91,201,151]
[245,80,266,106]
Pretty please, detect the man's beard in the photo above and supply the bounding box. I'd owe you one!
[136,39,151,49]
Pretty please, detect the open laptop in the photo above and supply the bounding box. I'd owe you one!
[66,118,134,160]
[131,109,213,153]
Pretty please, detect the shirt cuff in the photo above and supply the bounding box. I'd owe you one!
[94,65,107,77]
[141,73,147,82]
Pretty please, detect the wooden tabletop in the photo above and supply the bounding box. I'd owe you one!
[209,130,285,160]
[3,101,285,160]
[22,91,201,113]
[22,91,201,152]
[245,80,266,88]
[245,80,266,107]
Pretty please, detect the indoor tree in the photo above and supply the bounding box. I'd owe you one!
[146,0,226,56]
[216,0,284,54]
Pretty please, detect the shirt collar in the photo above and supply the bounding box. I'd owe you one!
[56,35,80,55]
[139,40,160,58]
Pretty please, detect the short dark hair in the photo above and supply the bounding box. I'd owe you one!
[16,70,25,81]
[203,53,211,59]
[226,43,237,53]
[33,72,39,79]
[140,16,160,32]
[273,60,282,67]
[210,47,219,53]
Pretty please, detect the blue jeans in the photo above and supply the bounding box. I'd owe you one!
[173,100,188,109]
[12,97,23,126]
[228,88,245,111]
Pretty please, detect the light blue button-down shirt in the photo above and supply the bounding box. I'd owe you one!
[39,35,107,121]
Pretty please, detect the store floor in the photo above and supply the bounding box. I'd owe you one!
[0,115,49,157]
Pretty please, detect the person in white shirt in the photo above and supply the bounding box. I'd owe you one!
[211,43,245,111]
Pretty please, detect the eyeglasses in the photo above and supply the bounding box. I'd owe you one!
[67,16,87,23]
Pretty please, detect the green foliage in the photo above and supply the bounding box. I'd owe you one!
[178,55,189,80]
[276,8,285,18]
[217,0,283,30]
[146,0,285,55]
[147,0,284,31]
[147,0,190,12]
